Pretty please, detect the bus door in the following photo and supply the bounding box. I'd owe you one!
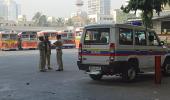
[9,34,18,49]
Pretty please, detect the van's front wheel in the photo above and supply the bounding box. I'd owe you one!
[89,74,103,80]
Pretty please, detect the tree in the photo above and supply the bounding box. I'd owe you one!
[39,15,47,26]
[121,0,170,29]
[56,18,64,27]
[32,12,42,26]
[32,12,48,26]
[65,18,74,26]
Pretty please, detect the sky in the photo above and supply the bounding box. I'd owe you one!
[15,0,126,19]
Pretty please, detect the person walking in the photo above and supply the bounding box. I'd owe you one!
[38,36,46,72]
[44,35,52,70]
[17,35,22,50]
[53,35,63,71]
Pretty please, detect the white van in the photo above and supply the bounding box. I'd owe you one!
[77,24,170,82]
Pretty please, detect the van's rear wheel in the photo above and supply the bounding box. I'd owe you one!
[89,74,103,80]
[122,64,136,82]
[163,58,170,76]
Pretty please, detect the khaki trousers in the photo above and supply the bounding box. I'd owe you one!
[39,51,46,70]
[56,50,63,70]
[45,53,51,68]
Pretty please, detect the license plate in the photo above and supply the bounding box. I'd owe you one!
[89,66,101,71]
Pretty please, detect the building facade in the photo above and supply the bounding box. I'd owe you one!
[87,0,112,24]
[0,0,20,21]
[88,0,111,15]
[88,14,114,24]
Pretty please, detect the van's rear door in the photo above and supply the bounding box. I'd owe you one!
[81,27,114,65]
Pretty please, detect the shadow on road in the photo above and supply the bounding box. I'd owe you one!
[87,73,170,87]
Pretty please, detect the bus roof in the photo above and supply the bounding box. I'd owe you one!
[38,30,58,33]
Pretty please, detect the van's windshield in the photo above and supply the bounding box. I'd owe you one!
[84,28,110,45]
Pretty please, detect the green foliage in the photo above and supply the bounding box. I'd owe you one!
[66,18,74,26]
[39,15,47,27]
[32,12,48,27]
[121,0,170,28]
[56,18,64,27]
[32,12,41,26]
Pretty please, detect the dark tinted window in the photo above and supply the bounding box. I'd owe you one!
[84,28,110,45]
[135,31,147,45]
[119,28,133,45]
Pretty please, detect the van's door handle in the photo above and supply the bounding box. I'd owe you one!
[149,50,153,52]
[136,50,140,55]
[148,50,153,55]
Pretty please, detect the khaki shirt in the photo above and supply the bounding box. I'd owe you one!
[54,40,63,50]
[38,41,45,51]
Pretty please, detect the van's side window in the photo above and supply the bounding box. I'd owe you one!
[119,28,133,45]
[148,32,159,46]
[84,28,110,44]
[135,31,147,45]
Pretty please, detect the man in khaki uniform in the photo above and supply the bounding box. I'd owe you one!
[44,36,52,70]
[53,35,63,71]
[38,36,46,72]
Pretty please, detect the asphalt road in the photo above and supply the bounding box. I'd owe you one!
[0,49,170,100]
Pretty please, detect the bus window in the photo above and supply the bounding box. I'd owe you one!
[51,33,56,37]
[10,34,17,40]
[30,34,36,40]
[22,34,30,40]
[44,33,50,37]
[61,34,67,37]
[2,34,9,40]
[61,33,67,39]
[68,33,74,38]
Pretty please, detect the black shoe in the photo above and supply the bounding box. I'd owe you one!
[40,69,46,72]
[48,67,53,70]
[56,69,63,71]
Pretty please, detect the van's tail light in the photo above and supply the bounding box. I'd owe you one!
[78,43,82,61]
[110,43,115,62]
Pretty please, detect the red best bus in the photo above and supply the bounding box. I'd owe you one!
[18,31,38,49]
[0,31,18,50]
[57,30,75,48]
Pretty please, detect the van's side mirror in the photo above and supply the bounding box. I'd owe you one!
[160,41,165,46]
